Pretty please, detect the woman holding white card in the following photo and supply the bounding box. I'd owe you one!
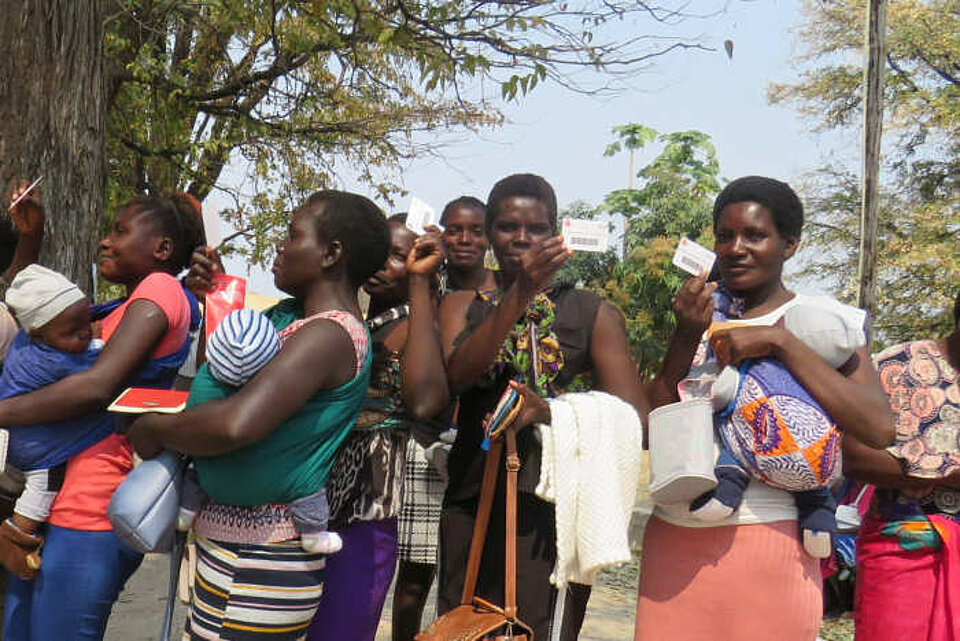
[636,176,892,640]
[436,173,647,641]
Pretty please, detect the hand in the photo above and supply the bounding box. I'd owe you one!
[184,246,224,297]
[406,226,444,276]
[516,236,572,299]
[673,273,717,337]
[7,179,45,237]
[507,380,551,430]
[126,414,165,459]
[709,325,787,367]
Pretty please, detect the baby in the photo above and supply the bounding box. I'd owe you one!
[179,308,342,554]
[685,290,866,558]
[1,265,107,571]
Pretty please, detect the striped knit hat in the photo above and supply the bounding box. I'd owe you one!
[206,309,281,387]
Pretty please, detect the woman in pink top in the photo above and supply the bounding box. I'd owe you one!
[0,193,204,641]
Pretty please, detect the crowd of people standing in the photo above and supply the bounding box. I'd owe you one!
[0,172,954,641]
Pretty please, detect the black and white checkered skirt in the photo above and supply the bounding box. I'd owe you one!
[397,438,446,564]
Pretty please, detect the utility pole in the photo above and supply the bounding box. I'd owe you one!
[857,0,887,325]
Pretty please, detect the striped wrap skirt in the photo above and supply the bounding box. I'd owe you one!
[184,536,325,640]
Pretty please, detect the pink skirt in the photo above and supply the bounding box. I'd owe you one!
[635,516,822,641]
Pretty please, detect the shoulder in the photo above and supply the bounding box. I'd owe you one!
[438,289,476,315]
[553,286,604,329]
[791,293,866,325]
[132,272,183,298]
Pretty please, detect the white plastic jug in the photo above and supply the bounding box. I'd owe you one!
[648,399,717,505]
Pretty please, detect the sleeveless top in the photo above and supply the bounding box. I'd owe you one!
[446,284,602,502]
[194,302,370,543]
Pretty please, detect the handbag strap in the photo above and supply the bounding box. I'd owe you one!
[503,422,520,620]
[461,436,503,604]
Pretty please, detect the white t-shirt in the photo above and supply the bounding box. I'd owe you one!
[654,292,866,528]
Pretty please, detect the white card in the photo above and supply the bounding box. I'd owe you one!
[672,237,716,276]
[406,196,440,233]
[201,205,223,250]
[561,218,608,253]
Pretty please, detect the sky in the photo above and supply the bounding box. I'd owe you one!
[218,0,841,297]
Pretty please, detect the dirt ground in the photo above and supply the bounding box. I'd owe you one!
[102,552,638,641]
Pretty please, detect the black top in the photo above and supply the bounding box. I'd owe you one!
[445,285,603,501]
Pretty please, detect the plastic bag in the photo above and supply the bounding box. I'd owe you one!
[204,274,246,339]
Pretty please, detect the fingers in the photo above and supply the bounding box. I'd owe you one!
[185,246,222,296]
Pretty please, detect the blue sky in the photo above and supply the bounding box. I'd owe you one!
[220,0,840,297]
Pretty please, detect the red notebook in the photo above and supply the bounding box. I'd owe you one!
[107,387,189,414]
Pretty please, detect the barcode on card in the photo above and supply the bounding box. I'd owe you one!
[569,236,601,247]
[679,255,701,271]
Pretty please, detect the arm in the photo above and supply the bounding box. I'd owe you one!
[401,231,449,419]
[0,300,168,424]
[712,330,894,449]
[442,236,570,395]
[647,274,717,409]
[2,181,45,291]
[842,434,938,492]
[127,318,356,457]
[590,301,650,434]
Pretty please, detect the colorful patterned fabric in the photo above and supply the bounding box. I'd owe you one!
[478,288,565,396]
[184,536,325,640]
[713,291,841,491]
[721,359,842,490]
[876,340,960,481]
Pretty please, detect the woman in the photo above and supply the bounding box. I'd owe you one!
[636,176,893,640]
[439,196,495,292]
[126,191,393,640]
[299,214,448,641]
[436,174,647,641]
[391,196,491,641]
[845,291,960,640]
[0,193,204,641]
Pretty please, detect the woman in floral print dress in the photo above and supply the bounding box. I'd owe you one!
[845,291,960,640]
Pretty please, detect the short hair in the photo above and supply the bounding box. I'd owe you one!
[440,196,486,227]
[123,193,205,273]
[302,190,390,288]
[712,176,804,241]
[486,174,558,234]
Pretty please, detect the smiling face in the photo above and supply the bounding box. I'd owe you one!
[32,299,92,354]
[489,196,553,277]
[363,221,416,304]
[441,204,488,271]
[272,206,329,297]
[97,206,168,286]
[714,201,798,297]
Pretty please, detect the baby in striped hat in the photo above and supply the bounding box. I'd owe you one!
[180,308,343,554]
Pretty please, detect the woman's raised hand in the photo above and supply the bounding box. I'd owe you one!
[8,179,44,237]
[517,236,571,299]
[406,225,445,276]
[184,246,224,297]
[674,273,717,338]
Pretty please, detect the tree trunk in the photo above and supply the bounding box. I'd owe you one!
[0,0,106,293]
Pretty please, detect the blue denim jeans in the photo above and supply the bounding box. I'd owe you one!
[3,525,143,641]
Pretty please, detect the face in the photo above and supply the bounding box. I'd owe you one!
[272,207,328,296]
[363,221,416,303]
[32,299,92,353]
[98,207,168,285]
[714,201,798,295]
[489,196,553,274]
[441,205,488,271]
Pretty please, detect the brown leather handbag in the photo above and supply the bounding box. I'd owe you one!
[416,414,533,641]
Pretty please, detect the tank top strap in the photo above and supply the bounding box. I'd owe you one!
[278,310,369,375]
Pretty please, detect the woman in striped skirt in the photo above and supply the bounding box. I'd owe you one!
[127,191,398,640]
